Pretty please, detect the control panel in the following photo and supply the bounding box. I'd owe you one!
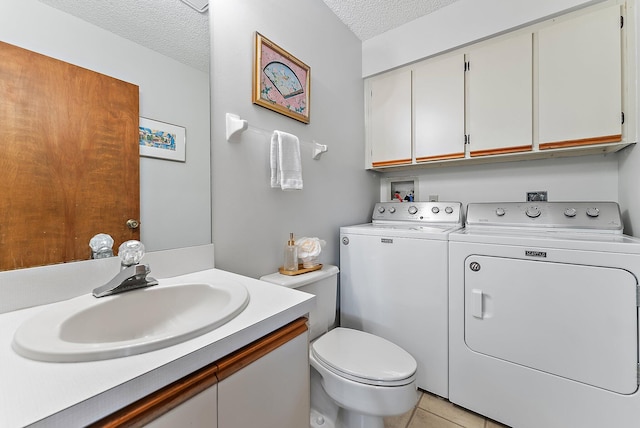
[372,202,462,224]
[466,202,623,232]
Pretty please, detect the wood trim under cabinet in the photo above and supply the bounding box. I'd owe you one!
[217,317,308,381]
[416,152,465,163]
[539,134,622,150]
[91,317,308,427]
[89,362,219,428]
[372,158,412,167]
[470,145,532,157]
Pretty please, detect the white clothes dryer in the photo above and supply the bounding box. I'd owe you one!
[340,201,463,398]
[449,202,640,428]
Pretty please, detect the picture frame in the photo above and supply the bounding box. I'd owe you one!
[253,32,311,124]
[139,117,186,162]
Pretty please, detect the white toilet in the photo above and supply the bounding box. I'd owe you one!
[261,265,418,428]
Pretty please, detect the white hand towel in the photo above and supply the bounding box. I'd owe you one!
[270,130,303,190]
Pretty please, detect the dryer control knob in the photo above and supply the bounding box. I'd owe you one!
[408,206,418,215]
[586,207,600,218]
[432,206,440,214]
[495,208,506,216]
[377,206,385,213]
[445,206,454,214]
[525,206,541,218]
[564,208,577,217]
[389,207,396,213]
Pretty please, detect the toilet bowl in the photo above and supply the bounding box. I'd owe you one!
[260,265,418,428]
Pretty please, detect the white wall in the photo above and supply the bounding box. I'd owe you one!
[210,0,379,278]
[380,155,619,216]
[0,0,211,252]
[362,0,605,77]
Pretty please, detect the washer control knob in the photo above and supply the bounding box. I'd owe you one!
[408,206,418,215]
[377,206,385,213]
[586,207,600,218]
[525,206,541,218]
[445,206,454,214]
[431,206,440,214]
[564,208,577,218]
[389,207,396,213]
[495,208,506,217]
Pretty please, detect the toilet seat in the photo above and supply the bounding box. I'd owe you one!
[311,328,417,387]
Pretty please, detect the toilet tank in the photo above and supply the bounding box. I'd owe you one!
[260,265,339,341]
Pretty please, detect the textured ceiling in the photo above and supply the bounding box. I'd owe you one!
[37,0,210,72]
[322,0,461,41]
[36,0,460,73]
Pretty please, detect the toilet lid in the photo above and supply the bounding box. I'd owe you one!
[311,328,417,386]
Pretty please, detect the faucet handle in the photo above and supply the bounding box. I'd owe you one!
[118,240,146,267]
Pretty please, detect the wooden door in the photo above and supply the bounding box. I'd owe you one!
[0,41,140,270]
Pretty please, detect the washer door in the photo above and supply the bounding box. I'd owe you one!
[465,255,638,394]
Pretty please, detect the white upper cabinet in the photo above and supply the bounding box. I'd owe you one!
[538,5,622,149]
[414,54,465,162]
[363,1,632,170]
[466,32,533,157]
[367,69,412,167]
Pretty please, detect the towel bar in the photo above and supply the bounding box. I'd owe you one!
[225,113,328,160]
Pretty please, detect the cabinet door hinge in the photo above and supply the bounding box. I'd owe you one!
[464,134,470,145]
[464,61,470,72]
[622,112,625,125]
[621,15,624,29]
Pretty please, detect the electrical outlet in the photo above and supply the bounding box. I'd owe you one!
[527,191,548,202]
[429,194,439,202]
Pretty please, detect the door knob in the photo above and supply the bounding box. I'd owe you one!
[126,219,140,229]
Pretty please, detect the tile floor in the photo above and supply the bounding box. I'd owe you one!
[384,390,510,428]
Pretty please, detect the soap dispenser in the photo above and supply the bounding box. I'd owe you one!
[284,233,298,271]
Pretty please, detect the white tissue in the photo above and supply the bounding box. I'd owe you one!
[296,237,325,268]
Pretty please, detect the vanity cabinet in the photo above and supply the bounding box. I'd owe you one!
[93,318,308,428]
[538,4,622,149]
[466,32,533,157]
[218,328,309,427]
[147,386,218,428]
[364,1,630,170]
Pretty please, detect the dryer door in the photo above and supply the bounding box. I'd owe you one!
[464,255,638,394]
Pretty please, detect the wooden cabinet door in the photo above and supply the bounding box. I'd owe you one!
[367,69,412,167]
[414,54,465,162]
[0,42,140,270]
[538,5,622,149]
[466,33,533,157]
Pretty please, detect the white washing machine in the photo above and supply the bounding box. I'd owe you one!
[340,201,463,398]
[449,202,640,428]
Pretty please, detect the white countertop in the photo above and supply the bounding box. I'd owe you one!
[0,268,314,427]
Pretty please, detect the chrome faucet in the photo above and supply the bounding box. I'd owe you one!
[92,240,158,298]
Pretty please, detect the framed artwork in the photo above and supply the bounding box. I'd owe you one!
[253,32,311,124]
[139,117,186,162]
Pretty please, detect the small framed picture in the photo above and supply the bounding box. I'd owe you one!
[253,32,311,124]
[139,117,186,162]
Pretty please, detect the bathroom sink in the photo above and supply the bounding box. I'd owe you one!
[12,281,250,362]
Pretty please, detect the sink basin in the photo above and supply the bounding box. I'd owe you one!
[12,281,250,362]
